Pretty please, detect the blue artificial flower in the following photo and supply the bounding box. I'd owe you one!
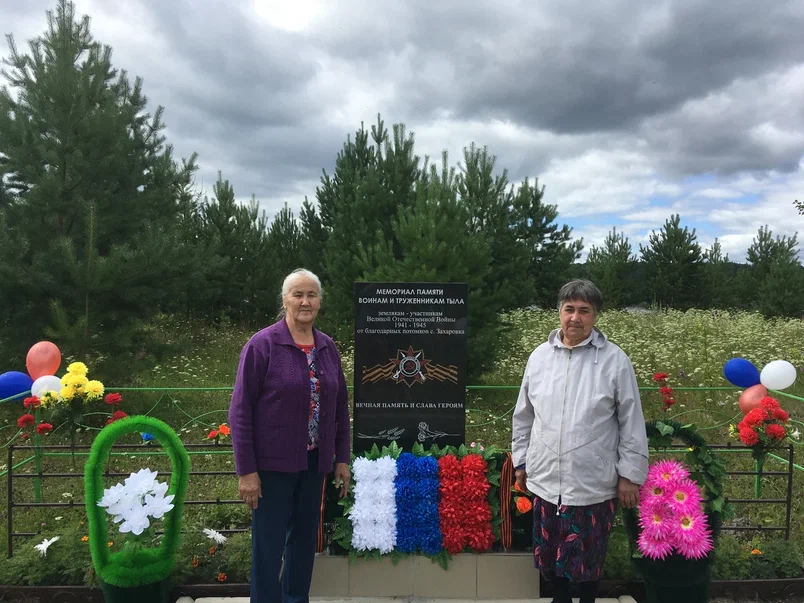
[394,454,442,554]
[141,432,155,442]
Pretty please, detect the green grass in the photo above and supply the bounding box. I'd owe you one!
[2,308,804,579]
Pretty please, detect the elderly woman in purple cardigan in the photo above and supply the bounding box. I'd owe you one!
[229,268,351,603]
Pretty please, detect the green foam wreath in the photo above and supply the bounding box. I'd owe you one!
[84,415,190,588]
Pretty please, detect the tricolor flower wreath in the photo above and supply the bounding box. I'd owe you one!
[334,441,502,569]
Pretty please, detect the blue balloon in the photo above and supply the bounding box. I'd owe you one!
[0,371,34,402]
[723,358,761,388]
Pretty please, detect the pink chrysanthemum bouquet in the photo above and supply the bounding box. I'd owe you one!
[637,459,713,561]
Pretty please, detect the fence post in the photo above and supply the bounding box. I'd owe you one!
[785,444,794,540]
[7,444,13,558]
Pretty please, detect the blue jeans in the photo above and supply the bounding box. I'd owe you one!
[250,449,325,603]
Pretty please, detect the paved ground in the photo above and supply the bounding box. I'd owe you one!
[189,598,631,603]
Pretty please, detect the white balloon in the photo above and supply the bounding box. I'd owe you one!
[31,375,62,398]
[760,360,797,391]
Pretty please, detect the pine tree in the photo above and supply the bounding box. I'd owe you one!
[639,214,704,309]
[315,115,420,339]
[586,227,638,309]
[0,0,198,361]
[359,152,495,377]
[702,238,734,309]
[746,225,803,317]
[511,179,583,307]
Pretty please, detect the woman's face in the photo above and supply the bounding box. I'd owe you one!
[559,298,597,343]
[283,276,321,326]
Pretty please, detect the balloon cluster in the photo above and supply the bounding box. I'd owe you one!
[0,341,62,403]
[723,358,798,415]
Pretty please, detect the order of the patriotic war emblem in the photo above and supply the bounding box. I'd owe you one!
[362,346,458,387]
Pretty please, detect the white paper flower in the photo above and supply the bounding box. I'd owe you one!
[124,469,158,496]
[119,508,150,535]
[143,493,175,519]
[34,536,59,557]
[203,528,228,545]
[350,457,397,554]
[97,483,127,509]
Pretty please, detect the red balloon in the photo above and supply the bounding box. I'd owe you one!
[26,341,62,380]
[739,384,768,414]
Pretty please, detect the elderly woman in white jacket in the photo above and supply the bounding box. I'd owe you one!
[512,280,648,603]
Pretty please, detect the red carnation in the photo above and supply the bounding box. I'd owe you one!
[653,373,669,382]
[772,408,790,422]
[105,410,128,425]
[744,408,769,427]
[36,423,53,435]
[104,393,123,405]
[739,427,760,446]
[760,397,780,411]
[23,396,41,409]
[461,454,488,478]
[17,414,35,428]
[765,424,786,441]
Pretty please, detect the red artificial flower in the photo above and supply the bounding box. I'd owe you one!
[772,408,790,423]
[739,427,760,446]
[22,433,29,440]
[218,424,231,436]
[438,455,462,478]
[653,373,670,382]
[744,408,769,427]
[17,414,35,428]
[104,393,123,405]
[217,572,227,582]
[765,424,787,441]
[23,396,41,409]
[105,411,128,425]
[760,397,780,411]
[462,476,491,500]
[659,386,673,396]
[461,454,488,475]
[36,423,53,435]
[207,430,219,439]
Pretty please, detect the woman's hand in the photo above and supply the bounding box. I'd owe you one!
[239,472,262,509]
[618,476,639,509]
[334,462,351,498]
[515,468,529,493]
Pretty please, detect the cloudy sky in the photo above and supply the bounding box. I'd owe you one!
[6,0,804,261]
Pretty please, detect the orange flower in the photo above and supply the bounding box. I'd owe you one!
[191,558,199,567]
[81,536,89,542]
[209,546,216,556]
[751,548,762,555]
[217,572,227,583]
[218,424,231,436]
[516,496,533,514]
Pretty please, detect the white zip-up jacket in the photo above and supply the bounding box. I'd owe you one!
[512,327,649,507]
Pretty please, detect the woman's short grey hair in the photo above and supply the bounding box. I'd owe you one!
[557,279,603,314]
[276,268,322,318]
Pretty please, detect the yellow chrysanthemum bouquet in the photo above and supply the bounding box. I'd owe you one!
[39,362,105,463]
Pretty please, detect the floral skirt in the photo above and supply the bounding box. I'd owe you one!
[532,496,617,582]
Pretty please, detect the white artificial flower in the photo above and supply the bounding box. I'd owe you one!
[97,483,127,509]
[143,493,175,519]
[151,481,169,498]
[203,528,228,545]
[54,516,63,521]
[119,508,150,535]
[34,536,59,557]
[124,469,158,496]
[792,429,801,441]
